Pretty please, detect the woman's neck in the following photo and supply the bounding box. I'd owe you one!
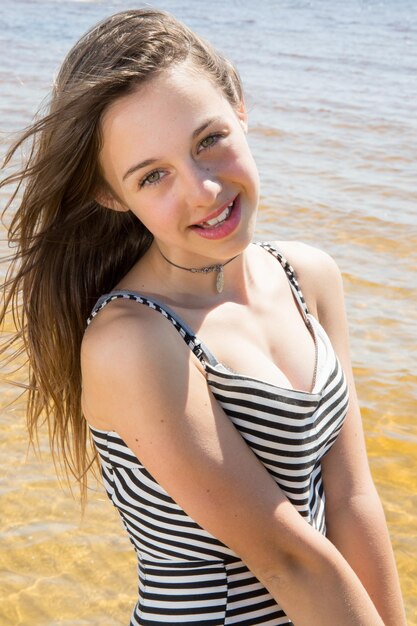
[118,241,254,307]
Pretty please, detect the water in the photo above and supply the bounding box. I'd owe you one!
[1,0,416,624]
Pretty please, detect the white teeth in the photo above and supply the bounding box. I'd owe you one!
[201,202,234,228]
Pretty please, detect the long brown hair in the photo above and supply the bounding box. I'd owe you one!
[0,9,244,502]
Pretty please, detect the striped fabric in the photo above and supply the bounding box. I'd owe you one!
[87,243,349,625]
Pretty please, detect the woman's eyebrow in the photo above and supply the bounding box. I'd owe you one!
[123,158,157,181]
[122,117,222,181]
[191,117,220,139]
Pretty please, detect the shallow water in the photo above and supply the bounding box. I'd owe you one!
[1,0,416,624]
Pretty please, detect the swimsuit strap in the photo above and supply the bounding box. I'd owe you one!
[86,291,217,366]
[86,242,309,365]
[255,241,310,319]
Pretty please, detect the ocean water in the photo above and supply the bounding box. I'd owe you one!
[0,0,416,624]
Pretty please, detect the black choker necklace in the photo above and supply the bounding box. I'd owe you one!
[158,248,239,293]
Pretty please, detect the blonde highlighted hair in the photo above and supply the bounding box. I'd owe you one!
[0,9,244,502]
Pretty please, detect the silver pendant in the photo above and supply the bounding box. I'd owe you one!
[216,267,224,293]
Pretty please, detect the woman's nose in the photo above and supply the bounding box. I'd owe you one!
[180,162,222,208]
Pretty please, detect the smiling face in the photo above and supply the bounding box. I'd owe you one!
[98,61,260,266]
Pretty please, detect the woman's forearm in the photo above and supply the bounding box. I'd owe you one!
[325,491,407,626]
[255,529,385,626]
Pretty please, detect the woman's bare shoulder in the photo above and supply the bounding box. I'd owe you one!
[272,240,343,317]
[273,240,340,277]
[80,296,197,429]
[82,296,161,363]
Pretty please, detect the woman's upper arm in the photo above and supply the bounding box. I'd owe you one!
[80,302,312,575]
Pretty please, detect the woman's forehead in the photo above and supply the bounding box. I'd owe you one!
[100,63,236,140]
[98,62,239,185]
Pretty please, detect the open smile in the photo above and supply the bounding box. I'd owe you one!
[194,200,235,230]
[190,196,241,240]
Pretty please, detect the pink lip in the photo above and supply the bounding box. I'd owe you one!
[190,196,241,240]
[191,198,236,227]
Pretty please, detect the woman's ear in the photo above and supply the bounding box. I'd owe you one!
[95,188,129,212]
[236,99,248,133]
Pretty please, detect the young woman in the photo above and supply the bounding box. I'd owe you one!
[0,9,406,626]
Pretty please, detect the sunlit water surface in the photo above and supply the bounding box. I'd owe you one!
[1,0,416,624]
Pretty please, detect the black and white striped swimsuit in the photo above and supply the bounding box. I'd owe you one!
[87,243,349,625]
